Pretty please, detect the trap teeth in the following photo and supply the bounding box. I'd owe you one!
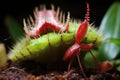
[66,12,70,23]
[40,4,46,11]
[33,7,38,19]
[23,19,27,31]
[56,7,60,21]
[29,15,34,25]
[27,18,31,27]
[64,12,70,26]
[51,4,55,11]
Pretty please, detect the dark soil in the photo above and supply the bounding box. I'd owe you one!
[0,61,120,80]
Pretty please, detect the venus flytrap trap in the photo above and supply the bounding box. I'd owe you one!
[7,3,113,79]
[23,4,70,37]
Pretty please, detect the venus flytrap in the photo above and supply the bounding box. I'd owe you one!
[8,3,103,63]
[7,3,113,80]
[7,3,114,80]
[8,23,103,64]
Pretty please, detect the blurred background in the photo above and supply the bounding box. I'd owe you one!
[0,0,116,52]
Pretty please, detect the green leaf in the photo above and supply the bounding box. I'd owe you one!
[99,2,120,39]
[99,41,120,60]
[99,2,120,61]
[5,16,24,42]
[108,38,120,47]
[84,50,99,68]
[110,59,120,71]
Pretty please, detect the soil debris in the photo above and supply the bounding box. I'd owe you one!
[0,66,120,80]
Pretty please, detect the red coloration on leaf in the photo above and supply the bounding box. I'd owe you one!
[63,3,90,61]
[24,8,70,37]
[97,61,113,72]
[75,3,89,43]
[75,21,88,43]
[63,43,80,61]
[63,3,90,79]
[80,43,94,51]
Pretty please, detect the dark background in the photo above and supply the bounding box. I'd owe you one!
[0,0,118,51]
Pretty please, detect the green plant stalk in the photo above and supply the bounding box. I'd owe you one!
[8,22,103,64]
[0,43,7,67]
